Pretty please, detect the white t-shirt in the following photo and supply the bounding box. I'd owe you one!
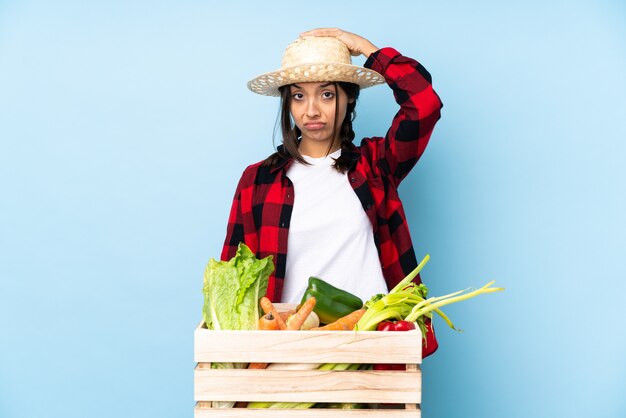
[281,149,388,304]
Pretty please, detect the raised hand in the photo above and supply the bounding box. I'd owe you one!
[299,28,378,58]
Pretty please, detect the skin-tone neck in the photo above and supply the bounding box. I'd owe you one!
[298,137,341,158]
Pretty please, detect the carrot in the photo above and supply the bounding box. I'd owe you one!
[278,310,295,323]
[286,297,316,330]
[311,309,366,331]
[260,297,287,330]
[247,312,280,371]
[247,361,269,370]
[258,312,279,330]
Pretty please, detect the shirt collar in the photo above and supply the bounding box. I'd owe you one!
[270,143,361,174]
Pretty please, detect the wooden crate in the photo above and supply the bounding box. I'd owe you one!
[194,304,423,417]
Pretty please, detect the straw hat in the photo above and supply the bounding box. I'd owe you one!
[247,36,385,96]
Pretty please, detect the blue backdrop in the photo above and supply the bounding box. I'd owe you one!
[1,1,625,417]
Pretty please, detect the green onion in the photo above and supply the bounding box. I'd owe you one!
[355,254,504,333]
[404,281,504,326]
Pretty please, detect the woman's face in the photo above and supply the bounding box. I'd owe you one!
[288,82,351,146]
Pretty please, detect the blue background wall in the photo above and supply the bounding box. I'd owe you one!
[1,1,624,417]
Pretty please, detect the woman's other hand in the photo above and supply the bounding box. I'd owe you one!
[299,28,378,58]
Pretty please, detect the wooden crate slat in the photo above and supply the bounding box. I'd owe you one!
[194,310,423,416]
[194,327,422,364]
[194,368,421,404]
[194,406,421,418]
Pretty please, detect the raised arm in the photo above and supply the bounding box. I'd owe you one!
[365,47,443,186]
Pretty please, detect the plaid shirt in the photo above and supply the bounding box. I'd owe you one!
[222,46,443,303]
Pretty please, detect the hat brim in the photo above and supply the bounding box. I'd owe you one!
[247,62,385,96]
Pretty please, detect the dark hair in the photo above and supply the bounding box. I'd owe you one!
[262,81,360,173]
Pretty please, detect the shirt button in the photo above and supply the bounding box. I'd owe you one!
[366,203,373,210]
[350,177,356,183]
[280,222,286,227]
[287,193,291,199]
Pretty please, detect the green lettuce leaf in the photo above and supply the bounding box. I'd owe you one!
[202,243,273,331]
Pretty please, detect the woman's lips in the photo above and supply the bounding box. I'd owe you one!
[304,122,326,131]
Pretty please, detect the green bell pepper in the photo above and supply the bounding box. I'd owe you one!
[299,277,363,324]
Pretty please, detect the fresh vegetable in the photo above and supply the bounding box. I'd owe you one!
[374,320,416,370]
[286,297,316,330]
[298,311,320,330]
[245,254,503,411]
[260,297,287,330]
[258,312,279,331]
[325,403,365,409]
[377,320,416,332]
[299,277,363,324]
[311,308,366,331]
[355,254,504,341]
[247,313,281,371]
[270,307,320,330]
[278,309,296,323]
[402,280,504,325]
[247,361,269,370]
[201,243,274,408]
[354,255,430,333]
[202,243,273,331]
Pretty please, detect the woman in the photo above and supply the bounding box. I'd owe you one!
[222,28,442,355]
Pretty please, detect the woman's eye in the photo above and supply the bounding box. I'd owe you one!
[292,93,304,100]
[322,92,335,99]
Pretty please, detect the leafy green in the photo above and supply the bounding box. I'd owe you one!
[355,254,504,335]
[202,243,275,408]
[202,243,274,331]
[355,254,431,332]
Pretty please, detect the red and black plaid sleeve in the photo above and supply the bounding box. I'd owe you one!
[363,47,443,187]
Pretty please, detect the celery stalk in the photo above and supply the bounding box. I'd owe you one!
[405,281,504,323]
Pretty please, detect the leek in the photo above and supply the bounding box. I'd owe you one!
[355,254,504,333]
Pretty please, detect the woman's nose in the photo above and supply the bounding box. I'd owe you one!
[305,99,321,117]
